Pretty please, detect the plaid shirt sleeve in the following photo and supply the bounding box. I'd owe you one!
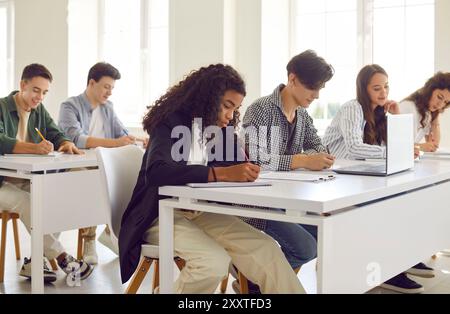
[242,102,293,171]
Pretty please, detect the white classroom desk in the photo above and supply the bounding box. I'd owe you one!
[0,150,109,294]
[158,159,450,293]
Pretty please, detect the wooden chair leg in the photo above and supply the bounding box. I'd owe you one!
[220,274,229,293]
[77,229,84,260]
[174,257,186,270]
[152,260,160,293]
[0,212,9,283]
[125,257,153,294]
[11,215,20,260]
[238,271,248,294]
[49,259,59,271]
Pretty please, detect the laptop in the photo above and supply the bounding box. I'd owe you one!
[333,114,414,176]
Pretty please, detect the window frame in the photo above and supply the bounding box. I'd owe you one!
[0,0,14,95]
[288,0,435,134]
[97,0,168,128]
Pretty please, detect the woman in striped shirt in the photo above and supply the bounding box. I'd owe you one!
[322,64,399,159]
[323,64,433,294]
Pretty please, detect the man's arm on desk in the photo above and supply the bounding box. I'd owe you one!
[0,132,54,155]
[12,140,54,155]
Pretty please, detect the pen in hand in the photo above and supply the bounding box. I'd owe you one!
[35,127,46,142]
[34,127,54,154]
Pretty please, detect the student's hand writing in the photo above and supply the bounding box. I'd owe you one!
[115,135,136,147]
[304,153,335,171]
[34,140,54,155]
[383,100,400,114]
[215,163,261,182]
[58,141,84,155]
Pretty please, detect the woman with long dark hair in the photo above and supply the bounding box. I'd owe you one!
[323,64,433,293]
[118,64,305,293]
[399,72,450,152]
[323,64,399,159]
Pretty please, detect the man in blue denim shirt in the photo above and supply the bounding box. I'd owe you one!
[58,62,145,265]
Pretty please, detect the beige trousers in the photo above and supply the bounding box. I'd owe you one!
[144,210,305,294]
[0,181,65,260]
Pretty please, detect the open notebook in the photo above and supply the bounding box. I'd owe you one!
[187,181,272,188]
[2,151,64,158]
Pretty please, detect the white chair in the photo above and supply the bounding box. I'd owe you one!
[96,145,231,293]
[95,145,158,293]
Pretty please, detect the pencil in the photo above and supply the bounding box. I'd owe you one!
[34,127,46,142]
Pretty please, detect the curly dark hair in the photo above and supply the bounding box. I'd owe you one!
[143,64,246,135]
[404,72,450,128]
[356,64,388,145]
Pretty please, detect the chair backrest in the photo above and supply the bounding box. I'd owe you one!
[95,145,144,245]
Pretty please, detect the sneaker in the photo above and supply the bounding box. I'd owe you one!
[58,254,94,280]
[98,227,119,255]
[19,257,57,283]
[406,262,435,278]
[83,239,98,265]
[380,273,424,294]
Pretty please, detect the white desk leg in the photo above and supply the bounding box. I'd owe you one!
[316,219,333,294]
[30,175,44,294]
[159,201,174,294]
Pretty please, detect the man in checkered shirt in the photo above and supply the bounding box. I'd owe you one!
[237,50,335,293]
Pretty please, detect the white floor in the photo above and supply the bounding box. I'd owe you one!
[1,222,450,294]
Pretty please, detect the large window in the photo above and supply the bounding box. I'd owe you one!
[292,0,358,132]
[68,0,169,128]
[289,0,435,133]
[0,0,13,96]
[100,0,169,127]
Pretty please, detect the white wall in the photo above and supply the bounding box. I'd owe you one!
[169,0,263,112]
[435,0,450,148]
[14,0,68,119]
[169,0,227,84]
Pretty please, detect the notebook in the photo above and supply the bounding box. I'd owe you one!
[187,181,272,188]
[333,114,414,176]
[2,151,64,158]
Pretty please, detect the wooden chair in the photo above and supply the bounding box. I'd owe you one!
[0,211,21,283]
[124,244,230,294]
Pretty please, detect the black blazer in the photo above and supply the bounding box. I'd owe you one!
[119,111,244,283]
[119,113,209,283]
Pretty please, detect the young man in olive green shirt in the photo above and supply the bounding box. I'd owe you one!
[0,63,93,283]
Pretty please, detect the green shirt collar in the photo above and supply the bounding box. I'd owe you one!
[6,91,19,112]
[6,91,40,114]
